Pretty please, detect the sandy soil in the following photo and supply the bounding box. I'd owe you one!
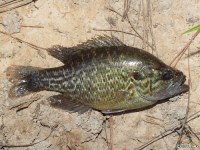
[0,0,200,150]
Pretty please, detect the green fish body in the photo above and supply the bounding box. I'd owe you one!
[7,36,188,114]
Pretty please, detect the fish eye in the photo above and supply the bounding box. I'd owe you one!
[131,72,143,80]
[162,69,173,80]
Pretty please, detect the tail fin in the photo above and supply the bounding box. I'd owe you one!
[6,65,41,98]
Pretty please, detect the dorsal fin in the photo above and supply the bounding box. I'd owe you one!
[75,35,125,50]
[47,35,125,63]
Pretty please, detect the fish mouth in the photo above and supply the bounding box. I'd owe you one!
[175,84,189,95]
[166,74,189,97]
[139,73,189,101]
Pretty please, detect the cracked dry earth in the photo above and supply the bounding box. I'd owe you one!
[0,0,200,150]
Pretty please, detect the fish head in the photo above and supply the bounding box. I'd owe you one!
[130,66,189,101]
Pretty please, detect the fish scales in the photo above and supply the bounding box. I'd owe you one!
[6,36,189,114]
[36,47,136,103]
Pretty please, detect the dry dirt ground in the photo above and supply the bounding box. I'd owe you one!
[0,0,200,150]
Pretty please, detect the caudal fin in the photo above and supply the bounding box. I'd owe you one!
[6,65,41,98]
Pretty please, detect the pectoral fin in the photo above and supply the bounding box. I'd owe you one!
[48,94,91,114]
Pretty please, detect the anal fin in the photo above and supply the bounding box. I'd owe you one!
[48,94,91,114]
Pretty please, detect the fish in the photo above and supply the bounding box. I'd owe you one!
[6,35,189,114]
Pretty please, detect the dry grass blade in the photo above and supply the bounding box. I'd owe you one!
[0,0,25,7]
[109,116,114,150]
[0,30,47,58]
[122,0,131,21]
[21,25,44,28]
[0,30,47,51]
[135,111,200,150]
[106,7,155,51]
[0,23,43,29]
[169,30,200,67]
[186,48,200,58]
[142,0,149,49]
[160,131,170,150]
[175,46,192,150]
[0,124,57,148]
[185,125,200,148]
[0,0,34,13]
[135,127,179,150]
[142,0,157,54]
[187,110,200,122]
[93,28,139,38]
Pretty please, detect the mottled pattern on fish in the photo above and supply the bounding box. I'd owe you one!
[6,36,189,114]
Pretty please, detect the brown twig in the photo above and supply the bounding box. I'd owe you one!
[0,30,47,51]
[0,22,44,28]
[145,0,157,55]
[106,7,155,51]
[136,127,179,150]
[0,0,34,13]
[175,40,192,150]
[185,125,200,148]
[0,30,47,58]
[0,124,57,148]
[21,25,44,28]
[103,119,110,149]
[109,116,114,150]
[169,30,200,67]
[160,131,170,150]
[145,115,164,122]
[141,0,157,54]
[122,0,131,21]
[0,0,25,7]
[186,49,200,58]
[141,0,148,50]
[132,0,141,48]
[187,110,200,122]
[93,28,139,38]
[142,119,164,129]
[135,110,200,150]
